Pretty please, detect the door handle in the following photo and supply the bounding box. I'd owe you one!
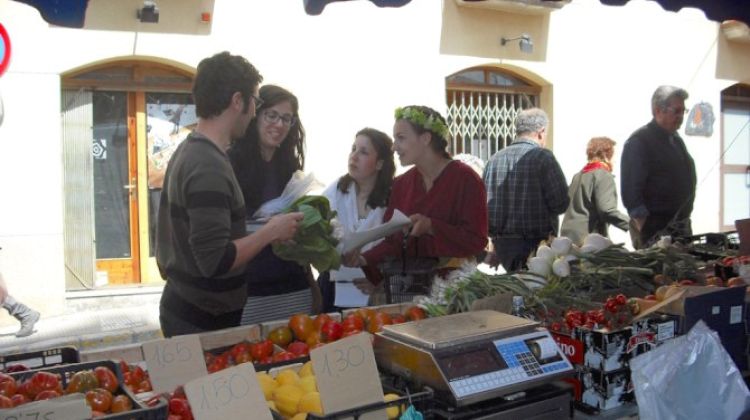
[123,177,137,198]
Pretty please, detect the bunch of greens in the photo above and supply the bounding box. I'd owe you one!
[272,195,341,272]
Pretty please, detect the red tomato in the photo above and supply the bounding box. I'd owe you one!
[250,339,274,360]
[111,394,133,413]
[136,379,153,393]
[615,294,627,306]
[94,366,119,393]
[169,397,193,420]
[10,393,29,407]
[34,389,62,401]
[85,388,113,412]
[288,314,315,341]
[230,343,252,363]
[342,314,365,334]
[367,312,392,334]
[342,329,361,338]
[0,373,17,397]
[29,371,62,397]
[728,277,747,287]
[305,329,323,347]
[172,385,187,400]
[404,306,427,321]
[272,351,297,363]
[256,356,274,365]
[118,360,130,374]
[321,320,344,342]
[287,341,310,357]
[0,395,13,408]
[391,314,407,324]
[65,370,98,394]
[16,380,33,399]
[313,313,333,331]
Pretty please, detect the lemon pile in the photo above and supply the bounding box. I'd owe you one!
[258,361,322,419]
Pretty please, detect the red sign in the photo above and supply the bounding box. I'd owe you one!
[0,22,10,77]
[551,331,584,365]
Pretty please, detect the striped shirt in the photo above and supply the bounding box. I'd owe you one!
[483,139,569,238]
[156,132,248,333]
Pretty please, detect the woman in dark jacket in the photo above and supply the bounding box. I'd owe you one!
[561,137,629,246]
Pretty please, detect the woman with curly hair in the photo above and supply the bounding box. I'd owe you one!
[228,85,318,324]
[561,136,630,246]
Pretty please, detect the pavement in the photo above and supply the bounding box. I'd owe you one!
[0,288,164,359]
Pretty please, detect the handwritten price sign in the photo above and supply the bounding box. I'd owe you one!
[0,394,91,420]
[142,334,207,393]
[311,333,385,419]
[185,363,271,420]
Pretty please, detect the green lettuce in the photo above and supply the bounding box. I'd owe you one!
[272,195,341,272]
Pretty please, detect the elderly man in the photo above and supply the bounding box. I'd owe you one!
[483,108,569,272]
[621,86,696,248]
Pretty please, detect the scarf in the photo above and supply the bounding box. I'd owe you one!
[582,161,611,173]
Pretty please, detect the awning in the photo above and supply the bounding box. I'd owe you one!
[11,0,750,28]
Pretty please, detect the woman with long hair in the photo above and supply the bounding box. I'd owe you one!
[228,85,316,324]
[319,128,395,311]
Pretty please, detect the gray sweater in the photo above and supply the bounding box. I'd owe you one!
[560,168,629,246]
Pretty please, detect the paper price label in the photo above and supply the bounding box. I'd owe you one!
[311,333,385,419]
[185,363,271,420]
[0,394,91,420]
[142,334,207,393]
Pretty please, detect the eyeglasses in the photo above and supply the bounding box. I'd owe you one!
[262,110,296,126]
[250,94,264,109]
[666,106,687,115]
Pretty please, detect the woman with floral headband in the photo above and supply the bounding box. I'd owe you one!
[347,105,488,292]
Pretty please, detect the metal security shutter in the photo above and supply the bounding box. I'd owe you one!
[62,89,96,290]
[446,67,539,161]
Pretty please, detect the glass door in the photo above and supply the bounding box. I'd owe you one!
[721,101,750,231]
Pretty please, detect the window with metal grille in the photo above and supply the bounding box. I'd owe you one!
[446,67,540,161]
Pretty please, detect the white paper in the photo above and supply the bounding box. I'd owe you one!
[334,281,370,308]
[338,209,411,255]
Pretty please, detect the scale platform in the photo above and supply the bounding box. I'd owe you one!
[374,310,575,407]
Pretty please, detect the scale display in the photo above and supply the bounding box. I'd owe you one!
[439,330,572,399]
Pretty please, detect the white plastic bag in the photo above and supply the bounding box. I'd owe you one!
[252,170,324,219]
[630,320,750,420]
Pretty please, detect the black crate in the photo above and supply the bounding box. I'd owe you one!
[686,231,739,261]
[306,383,432,420]
[379,258,438,304]
[0,346,79,373]
[9,360,168,420]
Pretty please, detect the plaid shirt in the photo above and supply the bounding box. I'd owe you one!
[483,139,570,238]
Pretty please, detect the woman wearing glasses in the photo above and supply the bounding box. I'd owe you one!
[319,128,396,311]
[228,85,318,324]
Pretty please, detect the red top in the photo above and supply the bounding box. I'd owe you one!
[582,161,611,173]
[363,160,488,276]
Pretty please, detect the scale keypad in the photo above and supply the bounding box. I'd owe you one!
[449,334,572,399]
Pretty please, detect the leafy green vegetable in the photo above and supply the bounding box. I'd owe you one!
[272,195,341,272]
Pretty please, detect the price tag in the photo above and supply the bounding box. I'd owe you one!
[311,332,385,419]
[142,334,208,393]
[0,394,91,420]
[184,363,272,420]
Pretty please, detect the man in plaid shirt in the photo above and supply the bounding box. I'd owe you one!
[483,108,569,272]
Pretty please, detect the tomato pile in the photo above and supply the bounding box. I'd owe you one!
[0,366,136,416]
[164,385,193,420]
[545,294,634,334]
[119,361,152,394]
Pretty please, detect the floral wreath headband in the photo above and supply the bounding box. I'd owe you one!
[395,107,450,140]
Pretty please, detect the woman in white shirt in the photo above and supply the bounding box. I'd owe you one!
[320,128,395,310]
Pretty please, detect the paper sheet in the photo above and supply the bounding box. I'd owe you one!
[334,281,370,307]
[337,209,412,255]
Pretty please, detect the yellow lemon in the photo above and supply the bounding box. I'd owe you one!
[299,361,314,377]
[257,372,277,401]
[384,393,404,420]
[274,384,305,418]
[299,375,318,393]
[267,400,277,411]
[298,391,323,415]
[275,368,301,386]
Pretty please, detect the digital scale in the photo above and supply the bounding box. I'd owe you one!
[373,310,574,407]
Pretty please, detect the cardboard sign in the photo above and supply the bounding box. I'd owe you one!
[184,363,272,420]
[0,394,91,420]
[142,334,208,393]
[311,333,385,419]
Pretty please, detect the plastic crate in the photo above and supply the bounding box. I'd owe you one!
[9,360,168,420]
[307,383,433,420]
[378,258,438,304]
[0,346,79,373]
[686,231,739,261]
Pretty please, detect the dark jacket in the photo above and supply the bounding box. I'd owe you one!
[561,168,630,246]
[621,120,696,220]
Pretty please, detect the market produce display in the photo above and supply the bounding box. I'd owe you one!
[272,195,341,272]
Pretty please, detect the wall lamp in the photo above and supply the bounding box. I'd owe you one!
[137,1,160,23]
[501,34,533,53]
